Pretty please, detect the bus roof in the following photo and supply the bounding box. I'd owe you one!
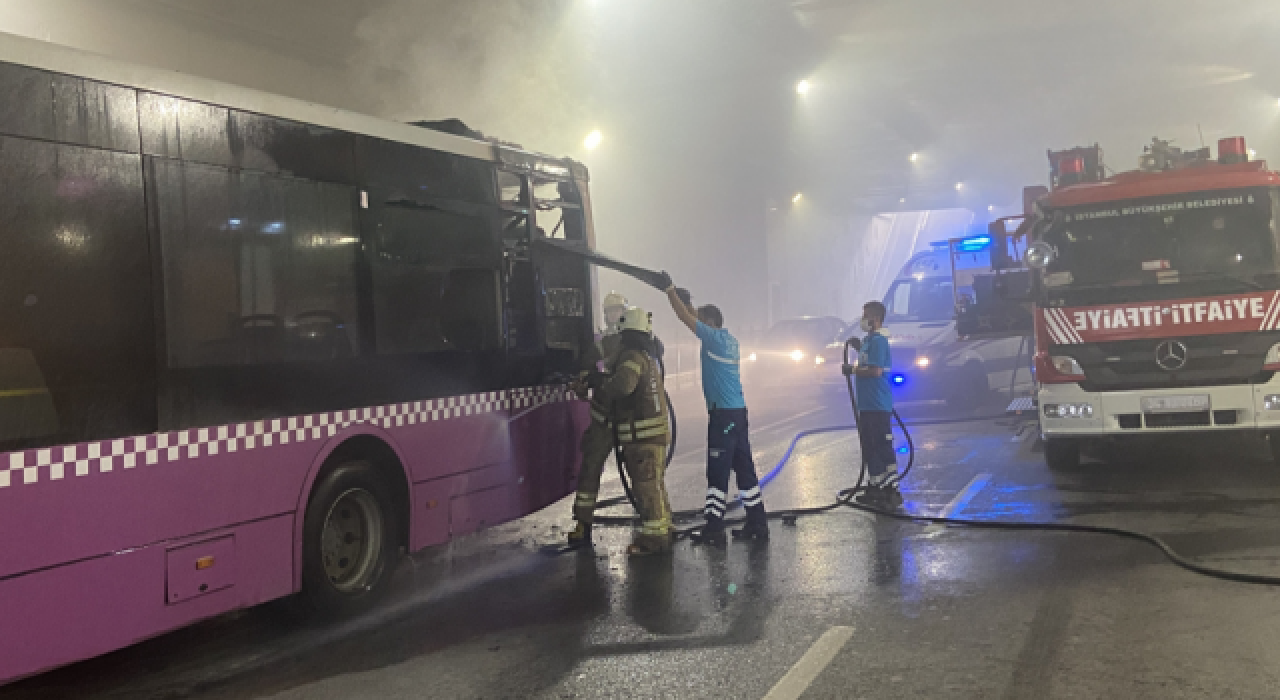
[0,30,586,179]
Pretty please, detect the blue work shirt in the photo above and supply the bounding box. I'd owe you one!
[856,331,894,412]
[695,321,747,411]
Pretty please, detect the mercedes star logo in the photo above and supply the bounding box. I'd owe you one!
[1155,340,1189,371]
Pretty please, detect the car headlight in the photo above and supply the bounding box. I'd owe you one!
[747,352,757,362]
[1043,402,1094,418]
[790,349,805,362]
[914,356,930,369]
[814,355,826,365]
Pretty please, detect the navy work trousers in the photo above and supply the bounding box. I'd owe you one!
[704,408,766,525]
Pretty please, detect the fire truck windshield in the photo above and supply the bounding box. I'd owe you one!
[1041,188,1278,301]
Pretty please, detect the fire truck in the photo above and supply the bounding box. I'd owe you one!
[986,136,1280,469]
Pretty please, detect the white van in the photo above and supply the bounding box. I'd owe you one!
[878,240,1033,407]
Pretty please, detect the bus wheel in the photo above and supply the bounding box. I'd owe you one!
[1043,438,1080,471]
[299,460,400,616]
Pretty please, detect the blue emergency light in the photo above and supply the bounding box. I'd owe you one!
[891,373,907,386]
[956,235,991,251]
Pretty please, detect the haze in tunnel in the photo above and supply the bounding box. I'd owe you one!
[3,0,1277,331]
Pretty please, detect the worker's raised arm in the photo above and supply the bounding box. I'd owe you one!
[666,286,699,334]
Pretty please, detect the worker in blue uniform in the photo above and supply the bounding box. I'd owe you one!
[660,277,768,545]
[853,300,901,507]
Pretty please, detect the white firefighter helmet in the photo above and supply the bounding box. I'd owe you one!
[617,306,652,334]
[602,291,628,311]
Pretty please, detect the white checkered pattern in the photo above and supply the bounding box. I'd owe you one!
[0,385,574,489]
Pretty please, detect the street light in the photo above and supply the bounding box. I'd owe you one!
[796,79,811,95]
[792,193,803,204]
[584,129,603,151]
[909,152,919,163]
[954,182,965,191]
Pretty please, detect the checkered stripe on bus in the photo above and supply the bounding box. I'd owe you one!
[0,385,574,489]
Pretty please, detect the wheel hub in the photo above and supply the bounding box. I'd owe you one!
[320,488,384,593]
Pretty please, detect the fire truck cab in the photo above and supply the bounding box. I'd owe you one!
[1010,137,1280,469]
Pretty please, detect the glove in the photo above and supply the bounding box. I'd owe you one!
[675,287,692,307]
[585,370,607,391]
[652,270,674,292]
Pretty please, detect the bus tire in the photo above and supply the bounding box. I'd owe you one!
[297,460,400,616]
[1044,437,1080,471]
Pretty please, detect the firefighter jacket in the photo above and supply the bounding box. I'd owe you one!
[596,348,669,446]
[583,331,623,422]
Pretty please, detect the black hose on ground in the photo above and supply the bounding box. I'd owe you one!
[585,336,1280,586]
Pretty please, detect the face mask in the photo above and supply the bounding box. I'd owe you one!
[859,318,874,333]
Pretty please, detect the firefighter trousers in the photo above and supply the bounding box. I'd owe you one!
[572,417,615,524]
[622,443,672,549]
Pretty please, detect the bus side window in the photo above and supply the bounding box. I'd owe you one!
[0,135,153,448]
[0,348,58,442]
[150,159,361,367]
[0,63,139,153]
[369,201,502,355]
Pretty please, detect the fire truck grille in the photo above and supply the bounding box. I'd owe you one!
[1063,331,1280,391]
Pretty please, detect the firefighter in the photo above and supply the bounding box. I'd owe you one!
[572,307,673,555]
[567,292,631,548]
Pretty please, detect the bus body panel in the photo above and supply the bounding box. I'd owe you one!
[0,513,295,685]
[0,390,581,684]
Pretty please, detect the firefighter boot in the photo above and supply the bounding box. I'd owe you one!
[627,532,673,557]
[567,521,593,549]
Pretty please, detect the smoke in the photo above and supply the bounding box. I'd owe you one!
[347,0,593,156]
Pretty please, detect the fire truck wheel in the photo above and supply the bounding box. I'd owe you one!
[298,460,400,617]
[1043,437,1080,471]
[1268,433,1280,466]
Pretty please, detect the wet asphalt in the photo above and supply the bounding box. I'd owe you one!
[9,379,1280,699]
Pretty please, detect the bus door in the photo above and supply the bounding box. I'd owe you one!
[499,168,593,381]
[530,172,593,377]
[499,169,542,373]
[949,220,1035,398]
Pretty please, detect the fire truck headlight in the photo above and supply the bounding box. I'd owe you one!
[1024,241,1058,269]
[914,356,930,369]
[1050,355,1085,376]
[790,349,805,362]
[747,352,757,363]
[1265,395,1280,411]
[814,355,825,365]
[1265,343,1280,369]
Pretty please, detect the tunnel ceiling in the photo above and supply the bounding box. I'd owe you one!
[784,0,1280,213]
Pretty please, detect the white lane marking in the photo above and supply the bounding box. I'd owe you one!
[762,625,856,700]
[923,472,992,536]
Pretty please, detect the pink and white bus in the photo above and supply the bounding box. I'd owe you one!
[0,32,595,684]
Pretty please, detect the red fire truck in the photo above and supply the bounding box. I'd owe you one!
[990,136,1280,469]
